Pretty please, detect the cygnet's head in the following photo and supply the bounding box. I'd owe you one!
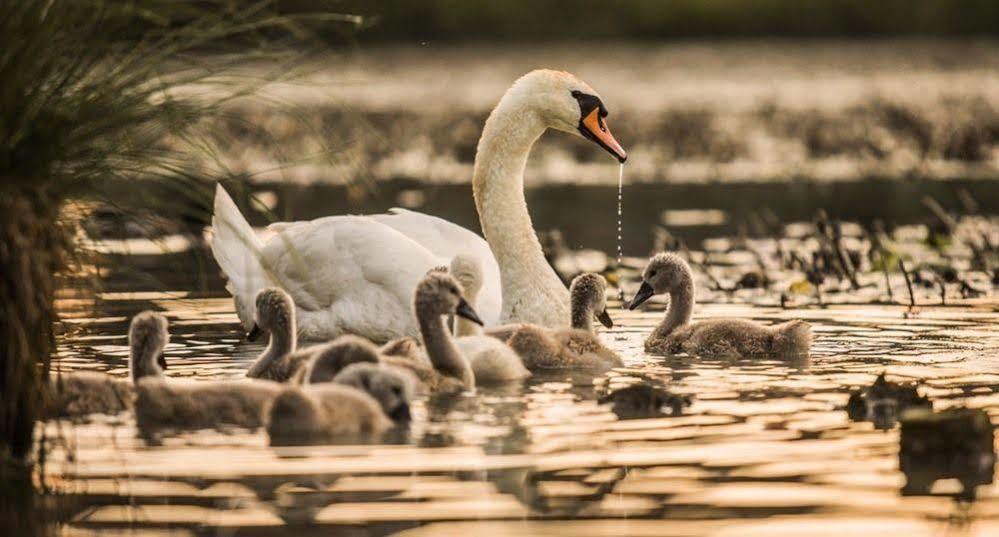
[505,70,627,163]
[248,288,294,342]
[570,273,613,328]
[415,272,483,326]
[129,310,170,382]
[304,335,381,385]
[628,253,692,310]
[334,363,414,423]
[449,254,483,301]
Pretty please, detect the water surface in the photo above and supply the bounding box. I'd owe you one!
[45,260,999,535]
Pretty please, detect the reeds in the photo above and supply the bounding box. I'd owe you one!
[0,0,358,471]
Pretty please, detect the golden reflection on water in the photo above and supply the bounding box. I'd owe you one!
[42,283,999,535]
[47,198,999,532]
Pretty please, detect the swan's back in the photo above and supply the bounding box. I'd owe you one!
[260,216,439,341]
[372,209,502,326]
[555,329,623,369]
[771,320,812,359]
[380,337,428,364]
[456,336,530,383]
[215,185,468,341]
[248,348,312,382]
[266,384,391,445]
[677,318,811,359]
[135,378,282,433]
[506,326,619,371]
[44,372,133,419]
[506,326,565,370]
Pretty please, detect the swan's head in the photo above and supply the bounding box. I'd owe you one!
[628,253,691,309]
[334,363,414,423]
[415,272,483,326]
[248,288,294,342]
[129,310,170,382]
[570,273,613,328]
[304,335,380,384]
[509,69,627,163]
[449,254,483,300]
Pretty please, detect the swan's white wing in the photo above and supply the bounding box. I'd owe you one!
[210,185,278,329]
[371,209,502,325]
[258,215,443,341]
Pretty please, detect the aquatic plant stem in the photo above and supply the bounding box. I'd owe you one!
[878,249,894,301]
[899,258,917,311]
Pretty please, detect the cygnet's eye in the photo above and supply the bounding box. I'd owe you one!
[649,270,657,278]
[392,385,402,396]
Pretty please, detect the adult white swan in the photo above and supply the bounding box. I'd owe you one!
[211,69,627,342]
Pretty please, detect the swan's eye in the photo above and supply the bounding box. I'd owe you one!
[570,90,581,98]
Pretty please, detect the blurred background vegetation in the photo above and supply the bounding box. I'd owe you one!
[0,3,354,529]
[319,0,999,41]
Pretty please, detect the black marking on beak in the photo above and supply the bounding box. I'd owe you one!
[157,352,168,370]
[454,298,484,326]
[573,91,627,163]
[628,281,656,310]
[596,308,614,328]
[246,324,262,342]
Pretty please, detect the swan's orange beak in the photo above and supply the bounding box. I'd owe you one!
[580,108,627,163]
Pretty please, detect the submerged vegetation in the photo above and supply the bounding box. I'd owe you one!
[0,0,356,490]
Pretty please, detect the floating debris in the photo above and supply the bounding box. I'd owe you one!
[899,407,995,499]
[599,385,691,420]
[846,373,931,430]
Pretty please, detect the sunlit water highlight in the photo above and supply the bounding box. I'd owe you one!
[41,265,999,535]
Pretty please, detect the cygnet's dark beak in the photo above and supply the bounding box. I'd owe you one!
[596,308,614,328]
[157,352,168,370]
[246,323,262,342]
[390,403,412,422]
[628,281,655,310]
[454,298,484,326]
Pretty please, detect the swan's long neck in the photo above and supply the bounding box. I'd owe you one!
[129,339,163,382]
[419,307,474,388]
[570,294,593,332]
[654,279,694,340]
[473,97,570,326]
[249,323,295,376]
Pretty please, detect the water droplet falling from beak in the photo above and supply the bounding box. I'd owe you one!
[617,163,625,301]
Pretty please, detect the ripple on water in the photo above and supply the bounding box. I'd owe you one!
[45,291,999,534]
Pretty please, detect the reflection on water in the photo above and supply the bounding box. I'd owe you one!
[42,174,999,534]
[43,279,999,534]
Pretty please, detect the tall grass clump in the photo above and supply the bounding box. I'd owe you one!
[0,0,359,514]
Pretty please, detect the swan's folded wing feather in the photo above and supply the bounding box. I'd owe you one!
[373,209,502,325]
[258,215,442,315]
[210,184,278,328]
